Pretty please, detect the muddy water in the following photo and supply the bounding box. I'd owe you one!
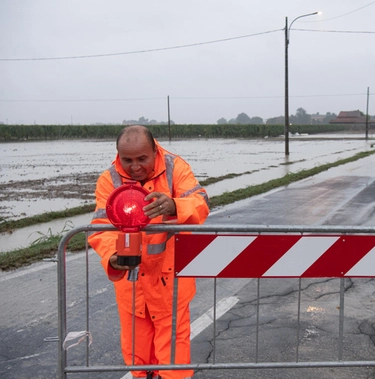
[0,135,373,252]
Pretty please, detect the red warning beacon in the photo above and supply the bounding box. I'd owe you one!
[106,182,151,267]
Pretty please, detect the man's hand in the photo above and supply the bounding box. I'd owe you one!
[143,192,176,219]
[109,254,138,271]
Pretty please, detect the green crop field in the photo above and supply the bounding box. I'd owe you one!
[0,123,351,141]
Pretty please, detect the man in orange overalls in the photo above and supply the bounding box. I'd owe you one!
[88,125,210,379]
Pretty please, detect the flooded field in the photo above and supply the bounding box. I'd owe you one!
[0,134,374,252]
[0,135,373,222]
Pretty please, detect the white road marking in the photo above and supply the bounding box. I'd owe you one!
[4,353,41,363]
[190,296,239,339]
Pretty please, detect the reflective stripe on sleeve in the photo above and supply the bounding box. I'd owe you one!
[180,184,202,198]
[197,190,210,207]
[180,185,210,207]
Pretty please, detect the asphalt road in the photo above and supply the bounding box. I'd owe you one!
[1,154,375,379]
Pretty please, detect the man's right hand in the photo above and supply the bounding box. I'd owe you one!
[109,253,138,271]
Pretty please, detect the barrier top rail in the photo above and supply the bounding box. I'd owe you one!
[58,223,375,245]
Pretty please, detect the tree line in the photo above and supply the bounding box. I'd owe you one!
[217,108,338,125]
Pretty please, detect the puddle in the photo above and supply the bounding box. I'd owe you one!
[0,214,92,253]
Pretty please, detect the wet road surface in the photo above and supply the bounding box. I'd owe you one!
[1,152,375,379]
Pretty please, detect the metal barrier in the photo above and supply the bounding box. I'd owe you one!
[57,224,375,378]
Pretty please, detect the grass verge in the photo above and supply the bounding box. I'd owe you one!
[1,148,374,271]
[0,233,86,271]
[209,150,375,207]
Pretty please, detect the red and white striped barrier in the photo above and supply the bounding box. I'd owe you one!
[175,234,375,278]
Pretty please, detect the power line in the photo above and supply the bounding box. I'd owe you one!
[1,26,373,63]
[0,98,165,102]
[0,29,282,62]
[295,28,375,34]
[305,0,375,22]
[174,93,369,100]
[1,0,374,63]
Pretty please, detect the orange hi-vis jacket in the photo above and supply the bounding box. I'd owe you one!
[88,141,210,320]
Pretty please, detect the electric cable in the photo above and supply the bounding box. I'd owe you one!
[294,28,375,34]
[0,29,282,62]
[303,0,375,23]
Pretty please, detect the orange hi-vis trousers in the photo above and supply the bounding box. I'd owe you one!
[118,303,194,379]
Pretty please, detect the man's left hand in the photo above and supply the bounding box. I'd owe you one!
[143,192,176,219]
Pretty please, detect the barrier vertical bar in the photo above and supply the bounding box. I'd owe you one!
[296,278,302,362]
[85,233,90,367]
[57,233,68,379]
[170,276,179,364]
[213,278,217,364]
[255,278,260,363]
[338,278,345,360]
[132,270,136,365]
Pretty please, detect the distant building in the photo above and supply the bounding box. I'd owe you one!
[329,110,375,127]
[311,113,326,123]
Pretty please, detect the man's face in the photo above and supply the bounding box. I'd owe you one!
[117,133,156,182]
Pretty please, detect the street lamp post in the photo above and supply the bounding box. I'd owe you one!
[284,11,320,156]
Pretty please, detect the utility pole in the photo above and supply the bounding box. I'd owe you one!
[365,87,369,140]
[284,11,320,156]
[167,95,171,142]
[284,17,290,156]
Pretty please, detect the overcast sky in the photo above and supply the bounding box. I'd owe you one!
[1,0,374,125]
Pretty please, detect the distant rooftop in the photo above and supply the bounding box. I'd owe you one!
[329,110,373,125]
